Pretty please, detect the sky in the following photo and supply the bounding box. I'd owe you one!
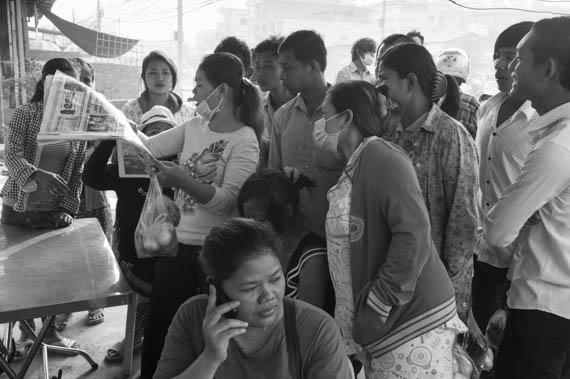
[34,0,570,42]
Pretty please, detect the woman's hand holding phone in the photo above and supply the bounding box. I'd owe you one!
[201,284,248,365]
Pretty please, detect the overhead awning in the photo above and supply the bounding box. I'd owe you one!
[37,5,139,58]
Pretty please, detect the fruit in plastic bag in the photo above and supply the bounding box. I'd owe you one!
[135,174,179,258]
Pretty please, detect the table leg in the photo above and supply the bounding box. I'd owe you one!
[42,343,49,379]
[0,353,18,379]
[18,315,55,379]
[122,294,137,377]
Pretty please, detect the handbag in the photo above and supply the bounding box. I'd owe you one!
[284,297,303,379]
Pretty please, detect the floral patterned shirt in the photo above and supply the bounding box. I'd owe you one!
[121,97,194,125]
[382,104,479,317]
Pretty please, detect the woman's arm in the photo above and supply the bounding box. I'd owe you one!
[138,121,186,158]
[4,107,39,187]
[82,140,121,191]
[297,250,329,310]
[363,144,432,322]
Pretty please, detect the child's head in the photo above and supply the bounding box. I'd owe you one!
[139,105,177,136]
[237,168,314,234]
[70,57,95,87]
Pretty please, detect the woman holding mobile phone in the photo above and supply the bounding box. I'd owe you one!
[153,218,353,379]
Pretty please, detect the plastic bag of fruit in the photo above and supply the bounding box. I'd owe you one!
[135,173,179,258]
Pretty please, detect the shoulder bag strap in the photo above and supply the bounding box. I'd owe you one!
[284,297,302,379]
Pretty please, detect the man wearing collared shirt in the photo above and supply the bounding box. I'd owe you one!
[253,36,293,167]
[335,38,376,84]
[472,21,536,333]
[269,30,345,237]
[484,17,570,379]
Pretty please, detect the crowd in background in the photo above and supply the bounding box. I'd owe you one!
[2,14,570,379]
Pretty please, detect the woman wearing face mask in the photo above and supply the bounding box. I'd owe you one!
[335,38,376,84]
[378,43,479,321]
[121,50,194,124]
[153,218,353,379]
[321,80,466,379]
[137,52,263,379]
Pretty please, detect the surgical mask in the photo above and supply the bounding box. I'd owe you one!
[312,112,345,153]
[362,53,375,67]
[195,86,224,121]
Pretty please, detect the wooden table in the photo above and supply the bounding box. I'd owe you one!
[0,218,136,378]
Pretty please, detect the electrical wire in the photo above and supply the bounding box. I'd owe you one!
[447,0,570,16]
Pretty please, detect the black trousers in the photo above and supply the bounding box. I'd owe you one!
[471,254,509,332]
[495,309,570,379]
[140,244,206,379]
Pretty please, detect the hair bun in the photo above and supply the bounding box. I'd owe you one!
[430,71,447,102]
[283,167,315,190]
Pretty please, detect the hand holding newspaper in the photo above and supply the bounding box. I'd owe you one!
[38,70,159,177]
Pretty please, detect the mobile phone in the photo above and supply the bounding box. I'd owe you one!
[376,84,389,97]
[207,276,239,319]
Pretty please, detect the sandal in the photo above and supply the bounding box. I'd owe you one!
[12,339,33,363]
[104,339,143,362]
[44,337,82,355]
[86,309,105,326]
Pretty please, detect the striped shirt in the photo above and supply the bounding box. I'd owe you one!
[458,92,480,139]
[285,233,328,299]
[1,101,86,215]
[26,141,72,211]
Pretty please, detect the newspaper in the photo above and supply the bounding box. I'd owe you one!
[37,70,158,177]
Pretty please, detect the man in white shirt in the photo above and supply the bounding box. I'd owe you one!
[484,17,570,379]
[472,21,535,333]
[335,38,376,84]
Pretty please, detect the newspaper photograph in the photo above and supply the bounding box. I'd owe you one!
[117,140,156,178]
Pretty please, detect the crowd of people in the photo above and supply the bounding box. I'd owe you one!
[2,14,570,379]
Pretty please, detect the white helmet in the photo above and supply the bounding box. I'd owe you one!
[436,48,469,82]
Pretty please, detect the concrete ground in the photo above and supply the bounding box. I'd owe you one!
[1,307,141,379]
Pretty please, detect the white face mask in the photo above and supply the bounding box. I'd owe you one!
[312,112,345,153]
[362,53,375,67]
[195,85,224,121]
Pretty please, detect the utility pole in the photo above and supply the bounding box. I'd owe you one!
[97,0,102,32]
[177,0,184,74]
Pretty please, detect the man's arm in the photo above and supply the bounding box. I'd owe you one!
[485,141,570,247]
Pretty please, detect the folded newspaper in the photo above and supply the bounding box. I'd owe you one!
[38,70,158,177]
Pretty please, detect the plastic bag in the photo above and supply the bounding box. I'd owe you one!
[486,308,508,350]
[134,174,179,258]
[458,309,494,378]
[453,343,475,379]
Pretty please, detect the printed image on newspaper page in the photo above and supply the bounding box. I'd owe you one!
[117,139,155,178]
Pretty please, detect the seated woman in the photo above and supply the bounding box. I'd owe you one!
[237,169,334,315]
[153,218,353,379]
[316,80,466,378]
